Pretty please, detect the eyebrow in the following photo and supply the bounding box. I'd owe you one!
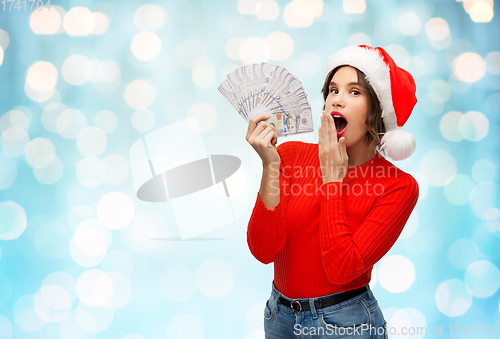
[329,81,361,87]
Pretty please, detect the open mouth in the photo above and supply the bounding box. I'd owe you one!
[331,112,348,136]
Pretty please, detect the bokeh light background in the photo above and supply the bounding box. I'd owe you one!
[0,0,500,338]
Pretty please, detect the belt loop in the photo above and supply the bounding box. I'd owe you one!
[309,298,318,319]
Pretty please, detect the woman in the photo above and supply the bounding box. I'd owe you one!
[245,45,419,338]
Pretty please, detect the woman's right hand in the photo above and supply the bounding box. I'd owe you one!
[246,113,280,166]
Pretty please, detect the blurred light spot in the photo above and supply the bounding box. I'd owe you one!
[453,52,485,83]
[419,149,457,186]
[134,4,168,32]
[62,55,92,85]
[64,7,95,36]
[225,37,244,61]
[35,284,72,323]
[0,272,12,307]
[131,109,155,132]
[93,110,117,134]
[458,111,489,141]
[256,0,280,20]
[34,221,71,259]
[42,271,77,304]
[90,12,109,35]
[440,111,463,142]
[408,56,427,79]
[124,80,155,109]
[342,0,366,14]
[398,12,421,36]
[378,255,415,293]
[238,0,259,14]
[435,279,472,317]
[0,315,12,338]
[472,159,497,183]
[348,32,371,46]
[107,272,131,309]
[299,51,322,75]
[469,182,499,220]
[76,156,106,187]
[97,192,135,230]
[485,51,500,74]
[0,29,9,49]
[102,154,129,185]
[76,302,114,332]
[131,32,161,61]
[196,259,234,297]
[283,0,319,27]
[26,61,58,93]
[386,308,427,339]
[57,108,87,139]
[384,44,410,69]
[101,250,133,277]
[400,210,418,239]
[77,269,113,307]
[444,174,475,205]
[427,79,450,104]
[186,103,217,133]
[34,155,64,184]
[265,31,294,61]
[425,18,449,41]
[0,47,3,67]
[77,127,107,157]
[59,313,92,338]
[0,152,16,190]
[449,239,482,270]
[176,39,206,69]
[0,127,29,157]
[166,315,203,339]
[469,0,494,22]
[159,266,196,302]
[192,65,216,88]
[24,138,56,169]
[69,222,109,267]
[13,294,47,331]
[30,7,61,34]
[240,37,270,64]
[465,260,500,297]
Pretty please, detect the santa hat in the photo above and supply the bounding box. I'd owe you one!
[323,45,417,161]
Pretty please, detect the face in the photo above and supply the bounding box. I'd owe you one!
[324,66,369,150]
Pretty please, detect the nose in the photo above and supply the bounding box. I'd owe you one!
[331,92,345,108]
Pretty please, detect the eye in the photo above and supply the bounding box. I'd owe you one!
[351,89,361,95]
[330,88,338,94]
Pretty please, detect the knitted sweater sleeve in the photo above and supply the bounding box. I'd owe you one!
[319,174,419,285]
[246,141,299,265]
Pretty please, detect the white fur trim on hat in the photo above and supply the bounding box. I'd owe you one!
[323,46,416,161]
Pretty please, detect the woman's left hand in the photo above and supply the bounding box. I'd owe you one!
[318,111,348,184]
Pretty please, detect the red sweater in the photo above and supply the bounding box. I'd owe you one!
[247,141,419,299]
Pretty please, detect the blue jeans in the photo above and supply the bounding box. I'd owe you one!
[264,281,388,338]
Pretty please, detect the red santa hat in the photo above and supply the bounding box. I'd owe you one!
[323,45,417,161]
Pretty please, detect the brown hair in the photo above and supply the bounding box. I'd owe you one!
[321,65,386,152]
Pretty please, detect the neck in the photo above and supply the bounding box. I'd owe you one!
[347,142,377,167]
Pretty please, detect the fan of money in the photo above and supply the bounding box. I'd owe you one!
[218,63,314,137]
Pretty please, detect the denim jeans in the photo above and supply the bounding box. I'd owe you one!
[264,281,388,338]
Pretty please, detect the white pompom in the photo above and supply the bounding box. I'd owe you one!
[380,127,416,161]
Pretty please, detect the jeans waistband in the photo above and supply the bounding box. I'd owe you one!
[271,280,371,315]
